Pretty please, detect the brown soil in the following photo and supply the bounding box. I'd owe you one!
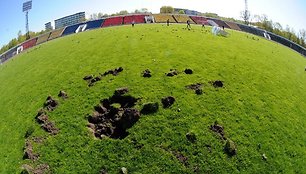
[211,80,224,88]
[186,83,202,90]
[22,164,50,174]
[58,90,68,99]
[210,122,226,140]
[85,67,123,86]
[88,88,140,139]
[36,108,59,135]
[43,96,58,111]
[23,139,39,161]
[83,75,93,80]
[141,102,159,115]
[166,69,178,77]
[161,96,175,108]
[142,69,152,78]
[114,87,129,96]
[173,151,189,167]
[184,68,193,74]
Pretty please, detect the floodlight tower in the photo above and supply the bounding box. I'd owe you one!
[23,1,32,39]
[245,0,249,13]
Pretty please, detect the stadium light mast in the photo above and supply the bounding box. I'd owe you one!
[245,0,248,12]
[23,1,32,39]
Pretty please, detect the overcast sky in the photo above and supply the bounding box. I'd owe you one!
[0,0,305,47]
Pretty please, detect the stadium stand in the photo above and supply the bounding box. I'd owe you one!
[207,20,218,26]
[22,37,37,50]
[48,27,65,40]
[207,18,230,28]
[189,16,209,25]
[1,14,305,64]
[173,15,195,23]
[153,14,176,23]
[225,21,241,31]
[36,32,51,45]
[268,31,306,56]
[86,19,104,30]
[236,23,264,37]
[123,15,146,24]
[102,16,124,27]
[62,23,85,36]
[0,46,17,63]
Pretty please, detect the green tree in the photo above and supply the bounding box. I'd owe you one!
[178,10,185,14]
[160,6,174,14]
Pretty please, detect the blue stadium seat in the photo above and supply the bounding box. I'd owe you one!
[62,23,85,36]
[86,19,104,30]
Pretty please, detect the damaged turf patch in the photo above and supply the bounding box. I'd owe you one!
[210,122,226,140]
[87,87,141,139]
[23,139,39,161]
[166,69,179,77]
[161,96,175,108]
[209,80,224,88]
[141,102,159,114]
[84,67,123,86]
[186,83,203,95]
[43,96,58,111]
[142,69,152,78]
[35,95,60,135]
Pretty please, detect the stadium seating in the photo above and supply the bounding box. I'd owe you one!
[173,15,195,24]
[225,21,241,31]
[62,23,85,36]
[189,16,209,25]
[236,24,264,37]
[22,38,37,50]
[36,32,51,45]
[207,20,218,26]
[153,14,176,23]
[48,27,65,40]
[86,19,104,30]
[0,46,17,63]
[123,15,146,24]
[207,18,230,28]
[102,16,123,27]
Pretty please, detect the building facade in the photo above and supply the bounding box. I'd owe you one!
[45,22,53,31]
[54,12,85,29]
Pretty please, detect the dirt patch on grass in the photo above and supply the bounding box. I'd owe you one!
[103,67,123,76]
[84,67,124,87]
[142,69,152,78]
[88,87,141,139]
[23,139,39,161]
[58,90,68,99]
[186,132,197,143]
[22,164,50,174]
[141,102,159,115]
[184,68,193,74]
[161,96,175,108]
[43,96,58,111]
[210,122,226,140]
[36,107,59,135]
[186,83,203,95]
[166,69,178,77]
[224,139,237,156]
[114,87,129,96]
[210,80,224,88]
[173,151,189,167]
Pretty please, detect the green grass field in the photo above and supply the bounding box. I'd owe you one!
[0,24,306,173]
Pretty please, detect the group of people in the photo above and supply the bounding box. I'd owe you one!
[132,18,226,32]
